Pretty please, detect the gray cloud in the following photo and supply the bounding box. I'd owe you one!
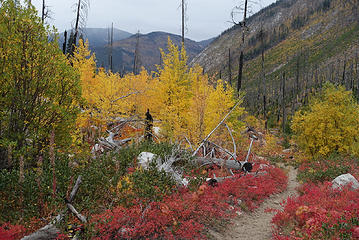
[31,0,276,41]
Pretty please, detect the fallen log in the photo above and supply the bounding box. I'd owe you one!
[195,157,253,173]
[196,157,242,170]
[21,214,63,240]
[21,176,84,240]
[67,203,87,223]
[68,176,82,203]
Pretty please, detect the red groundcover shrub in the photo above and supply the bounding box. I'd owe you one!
[272,182,359,240]
[92,166,287,239]
[0,223,26,240]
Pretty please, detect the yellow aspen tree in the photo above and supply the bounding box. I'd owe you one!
[71,39,97,106]
[153,38,192,139]
[205,80,245,144]
[118,69,151,116]
[0,1,81,162]
[187,65,213,144]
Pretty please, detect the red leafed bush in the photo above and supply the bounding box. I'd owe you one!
[0,223,26,240]
[272,182,359,240]
[91,165,287,239]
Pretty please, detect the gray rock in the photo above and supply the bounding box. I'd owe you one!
[137,152,160,169]
[332,173,359,190]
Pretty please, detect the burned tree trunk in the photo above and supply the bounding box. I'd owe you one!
[260,26,267,129]
[133,31,140,75]
[182,0,185,46]
[233,0,248,94]
[228,48,232,86]
[62,31,67,54]
[238,52,243,93]
[71,0,82,55]
[41,0,45,23]
[282,72,286,133]
[144,109,153,141]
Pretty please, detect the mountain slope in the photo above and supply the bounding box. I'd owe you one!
[192,0,359,117]
[59,27,133,48]
[95,31,213,73]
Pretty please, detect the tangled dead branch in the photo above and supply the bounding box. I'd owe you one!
[21,176,85,240]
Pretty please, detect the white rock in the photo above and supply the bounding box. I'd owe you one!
[282,149,291,153]
[181,178,189,186]
[137,152,159,169]
[332,173,359,190]
[256,156,266,161]
[258,164,270,170]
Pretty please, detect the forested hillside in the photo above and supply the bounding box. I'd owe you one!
[94,31,211,73]
[193,0,359,125]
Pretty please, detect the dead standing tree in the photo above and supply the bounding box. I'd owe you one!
[228,48,232,86]
[70,0,90,56]
[181,0,187,46]
[259,21,267,129]
[133,31,141,75]
[38,0,52,24]
[231,0,249,94]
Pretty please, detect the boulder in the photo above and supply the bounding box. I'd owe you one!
[282,149,291,153]
[137,152,160,169]
[332,173,359,190]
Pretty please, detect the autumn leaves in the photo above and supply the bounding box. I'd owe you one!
[72,38,245,147]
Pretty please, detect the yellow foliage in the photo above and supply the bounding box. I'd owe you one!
[72,40,151,130]
[72,38,245,148]
[152,39,192,139]
[291,83,359,157]
[187,65,212,143]
[153,39,245,145]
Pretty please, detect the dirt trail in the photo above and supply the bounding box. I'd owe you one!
[210,166,299,240]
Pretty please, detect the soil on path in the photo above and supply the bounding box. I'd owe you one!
[210,166,299,240]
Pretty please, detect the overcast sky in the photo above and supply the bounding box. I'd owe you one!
[31,0,277,41]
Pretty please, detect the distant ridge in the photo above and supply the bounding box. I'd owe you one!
[59,27,133,48]
[92,31,214,73]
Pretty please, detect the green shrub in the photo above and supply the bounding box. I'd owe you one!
[0,142,194,224]
[297,154,357,183]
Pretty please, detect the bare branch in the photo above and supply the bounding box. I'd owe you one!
[66,203,87,223]
[111,91,141,103]
[192,100,242,157]
[206,141,236,160]
[224,123,236,159]
[68,175,82,203]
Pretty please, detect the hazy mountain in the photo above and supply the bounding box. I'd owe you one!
[59,27,133,49]
[94,31,214,73]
